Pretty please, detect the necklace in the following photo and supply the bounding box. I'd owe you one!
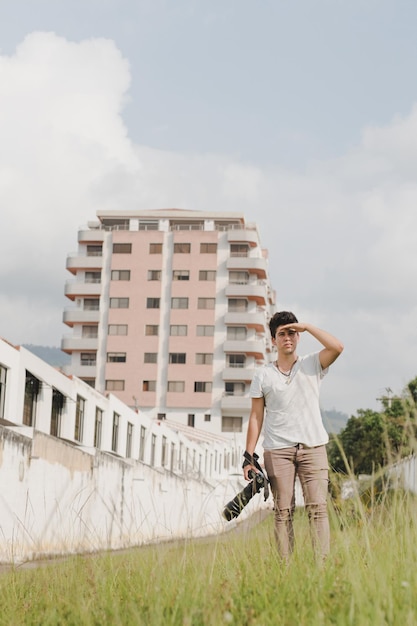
[275,359,298,384]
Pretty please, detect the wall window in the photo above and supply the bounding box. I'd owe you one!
[174,243,191,253]
[169,353,186,364]
[225,382,246,396]
[107,352,126,363]
[145,325,159,336]
[85,271,101,283]
[144,353,158,363]
[82,325,98,338]
[188,414,195,428]
[196,325,214,336]
[222,416,243,433]
[149,243,162,254]
[139,425,146,462]
[200,243,217,253]
[111,269,131,281]
[170,325,187,336]
[195,353,213,365]
[113,243,132,254]
[227,326,247,340]
[204,414,211,422]
[167,381,185,392]
[227,354,246,368]
[194,381,212,393]
[229,271,249,284]
[171,297,188,309]
[199,270,216,281]
[75,395,85,442]
[0,364,7,420]
[108,324,128,335]
[126,422,133,458]
[230,244,249,257]
[84,298,99,311]
[161,435,167,466]
[112,412,120,452]
[147,270,161,281]
[23,371,40,427]
[198,297,215,309]
[110,297,129,308]
[80,353,96,366]
[105,380,125,391]
[86,245,102,257]
[151,434,156,466]
[146,297,160,309]
[173,270,189,281]
[143,380,156,392]
[94,407,103,448]
[228,298,248,312]
[50,388,65,437]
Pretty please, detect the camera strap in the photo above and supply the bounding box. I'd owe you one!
[242,451,270,501]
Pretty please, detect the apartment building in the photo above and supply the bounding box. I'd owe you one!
[62,209,276,441]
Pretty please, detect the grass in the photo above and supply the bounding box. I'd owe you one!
[1,486,417,626]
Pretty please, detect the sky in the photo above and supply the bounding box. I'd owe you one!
[1,0,417,417]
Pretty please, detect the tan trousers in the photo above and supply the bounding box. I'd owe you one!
[264,444,330,560]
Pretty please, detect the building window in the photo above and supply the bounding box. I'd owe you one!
[173,270,190,281]
[199,270,216,281]
[146,298,160,309]
[188,414,195,428]
[145,325,159,336]
[194,381,212,393]
[113,243,132,254]
[108,324,128,335]
[225,382,246,396]
[86,245,102,257]
[143,380,156,392]
[94,407,103,448]
[126,422,133,458]
[147,270,161,281]
[110,297,129,308]
[0,365,7,420]
[75,395,85,442]
[196,325,214,337]
[111,269,131,281]
[229,271,249,284]
[204,414,211,422]
[80,353,96,366]
[112,412,120,452]
[200,243,217,253]
[174,243,191,253]
[195,353,213,365]
[169,353,186,364]
[107,352,126,363]
[144,353,158,363]
[222,416,243,433]
[230,244,249,258]
[139,425,146,461]
[82,325,98,338]
[228,354,246,368]
[85,271,101,283]
[198,298,215,310]
[139,221,158,231]
[50,388,65,437]
[161,435,167,466]
[171,297,188,309]
[105,380,125,391]
[167,381,185,392]
[150,243,163,254]
[170,325,187,336]
[227,326,247,340]
[151,434,156,466]
[84,298,100,311]
[157,413,166,420]
[23,371,40,427]
[228,299,248,312]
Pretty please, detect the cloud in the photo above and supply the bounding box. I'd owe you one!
[1,31,417,416]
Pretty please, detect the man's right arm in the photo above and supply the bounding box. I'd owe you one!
[243,396,265,480]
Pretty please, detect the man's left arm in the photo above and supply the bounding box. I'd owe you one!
[282,322,344,369]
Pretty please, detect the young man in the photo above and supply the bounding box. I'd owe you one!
[243,311,343,560]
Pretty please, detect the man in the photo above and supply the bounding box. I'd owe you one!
[243,311,343,560]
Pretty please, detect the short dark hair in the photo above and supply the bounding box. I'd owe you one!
[269,311,298,338]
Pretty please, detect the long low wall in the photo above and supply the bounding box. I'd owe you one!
[0,426,264,564]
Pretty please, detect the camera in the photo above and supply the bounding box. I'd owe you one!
[222,470,267,521]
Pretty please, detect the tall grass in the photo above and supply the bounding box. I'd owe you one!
[1,486,416,625]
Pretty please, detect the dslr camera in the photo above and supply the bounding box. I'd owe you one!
[223,469,268,521]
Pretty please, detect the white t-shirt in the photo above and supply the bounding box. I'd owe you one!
[250,352,329,449]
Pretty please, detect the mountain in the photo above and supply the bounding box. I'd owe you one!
[322,409,349,434]
[23,345,70,368]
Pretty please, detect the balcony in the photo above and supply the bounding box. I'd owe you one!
[227,229,259,247]
[65,364,97,378]
[78,229,105,243]
[63,308,100,326]
[64,280,102,299]
[224,311,267,331]
[223,339,265,358]
[226,256,267,278]
[225,283,267,305]
[61,336,98,353]
[222,367,254,382]
[220,395,251,411]
[66,254,103,275]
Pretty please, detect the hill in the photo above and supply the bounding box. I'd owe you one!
[22,345,70,367]
[322,409,349,434]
